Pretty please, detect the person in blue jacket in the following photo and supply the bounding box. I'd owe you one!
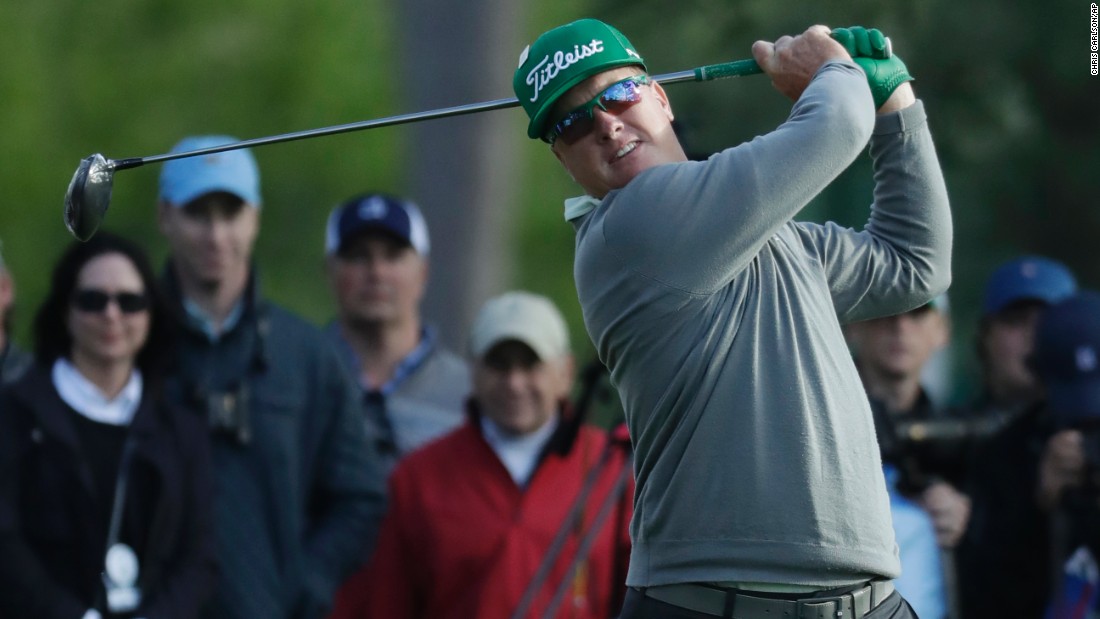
[154,136,387,619]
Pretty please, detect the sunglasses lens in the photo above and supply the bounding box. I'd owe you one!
[116,293,150,313]
[73,290,109,312]
[555,113,595,146]
[549,77,647,145]
[600,80,642,109]
[72,289,148,314]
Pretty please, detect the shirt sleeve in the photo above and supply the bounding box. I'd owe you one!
[795,99,953,321]
[600,60,875,294]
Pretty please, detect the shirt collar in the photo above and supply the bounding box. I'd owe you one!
[332,324,439,396]
[564,194,602,222]
[52,358,143,426]
[480,415,560,487]
[382,326,437,396]
[182,297,245,342]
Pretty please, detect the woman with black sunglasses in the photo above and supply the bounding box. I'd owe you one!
[0,231,216,619]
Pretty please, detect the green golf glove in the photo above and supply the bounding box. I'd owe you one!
[831,26,913,109]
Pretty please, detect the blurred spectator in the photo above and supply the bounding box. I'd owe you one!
[154,136,386,619]
[329,291,633,619]
[0,239,31,384]
[884,465,948,619]
[967,256,1077,419]
[955,256,1078,619]
[1033,290,1100,512]
[0,232,216,619]
[846,296,970,547]
[1030,291,1100,618]
[323,193,469,473]
[846,298,953,618]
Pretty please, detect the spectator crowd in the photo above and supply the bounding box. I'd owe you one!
[1,78,1097,619]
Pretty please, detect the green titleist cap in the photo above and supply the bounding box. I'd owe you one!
[513,19,647,141]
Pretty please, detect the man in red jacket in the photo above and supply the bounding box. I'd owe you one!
[330,291,633,619]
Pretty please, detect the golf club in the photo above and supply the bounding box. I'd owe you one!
[63,58,762,241]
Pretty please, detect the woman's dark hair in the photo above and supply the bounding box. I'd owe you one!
[33,231,173,375]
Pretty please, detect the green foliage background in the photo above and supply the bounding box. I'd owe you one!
[2,0,400,326]
[2,0,1098,405]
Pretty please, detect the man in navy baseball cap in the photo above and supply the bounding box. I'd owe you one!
[324,193,430,257]
[323,193,469,474]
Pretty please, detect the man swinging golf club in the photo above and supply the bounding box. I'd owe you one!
[514,19,951,619]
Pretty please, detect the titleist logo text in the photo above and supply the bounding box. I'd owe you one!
[526,39,605,102]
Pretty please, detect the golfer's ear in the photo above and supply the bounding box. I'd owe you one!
[651,81,675,121]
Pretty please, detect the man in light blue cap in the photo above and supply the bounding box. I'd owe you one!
[157,136,262,320]
[155,136,387,619]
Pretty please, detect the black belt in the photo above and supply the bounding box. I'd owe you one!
[640,580,894,619]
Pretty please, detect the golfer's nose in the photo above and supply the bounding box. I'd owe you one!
[592,107,624,141]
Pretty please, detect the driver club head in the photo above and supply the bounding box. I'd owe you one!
[64,153,115,241]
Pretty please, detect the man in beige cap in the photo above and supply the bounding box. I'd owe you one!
[330,291,633,619]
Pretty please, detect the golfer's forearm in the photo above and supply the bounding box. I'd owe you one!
[865,100,953,302]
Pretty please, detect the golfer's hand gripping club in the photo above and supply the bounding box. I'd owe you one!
[831,26,913,108]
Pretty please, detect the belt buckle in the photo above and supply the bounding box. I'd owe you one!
[795,591,854,619]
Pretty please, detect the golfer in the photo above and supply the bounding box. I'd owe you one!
[513,20,951,619]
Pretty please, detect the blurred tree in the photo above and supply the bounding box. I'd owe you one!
[0,0,402,342]
[394,0,523,352]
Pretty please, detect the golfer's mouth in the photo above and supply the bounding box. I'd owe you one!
[613,141,639,162]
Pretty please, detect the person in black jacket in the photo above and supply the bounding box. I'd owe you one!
[1031,291,1100,617]
[0,231,216,619]
[954,255,1079,619]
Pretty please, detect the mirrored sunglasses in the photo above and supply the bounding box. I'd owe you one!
[71,289,150,314]
[545,75,650,145]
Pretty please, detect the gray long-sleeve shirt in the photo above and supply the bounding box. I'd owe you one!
[568,60,952,588]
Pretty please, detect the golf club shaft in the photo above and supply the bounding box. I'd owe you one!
[112,58,762,171]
